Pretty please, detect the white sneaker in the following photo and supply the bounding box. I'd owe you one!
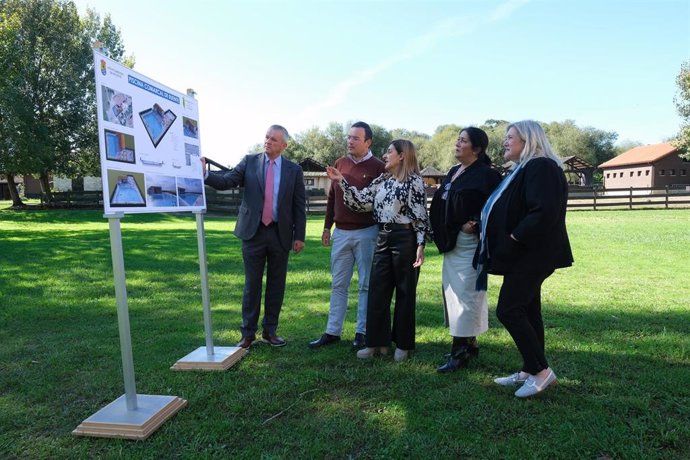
[514,369,557,398]
[494,372,528,387]
[356,347,388,359]
[356,347,376,359]
[394,348,409,362]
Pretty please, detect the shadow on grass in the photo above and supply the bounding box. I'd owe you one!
[0,208,199,224]
[2,283,689,458]
[2,211,689,457]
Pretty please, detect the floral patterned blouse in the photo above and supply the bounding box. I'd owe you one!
[340,173,432,246]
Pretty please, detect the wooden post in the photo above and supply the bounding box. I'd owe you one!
[665,185,669,209]
[592,186,597,211]
[170,211,248,372]
[629,187,633,210]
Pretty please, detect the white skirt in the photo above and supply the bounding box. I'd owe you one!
[442,232,488,337]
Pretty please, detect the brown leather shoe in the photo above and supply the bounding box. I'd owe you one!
[237,335,256,349]
[261,331,287,347]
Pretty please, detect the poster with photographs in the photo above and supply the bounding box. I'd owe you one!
[94,51,206,213]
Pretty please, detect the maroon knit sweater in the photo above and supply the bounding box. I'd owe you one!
[324,155,386,230]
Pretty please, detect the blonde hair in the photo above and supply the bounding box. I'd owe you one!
[390,139,420,182]
[507,120,562,167]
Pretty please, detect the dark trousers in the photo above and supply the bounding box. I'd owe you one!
[240,224,289,337]
[496,269,554,374]
[366,229,419,350]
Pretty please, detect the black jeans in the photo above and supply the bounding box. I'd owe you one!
[496,269,554,375]
[365,229,419,350]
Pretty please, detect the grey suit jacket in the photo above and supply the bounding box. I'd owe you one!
[205,153,307,251]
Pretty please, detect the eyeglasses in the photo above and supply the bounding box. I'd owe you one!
[346,135,363,142]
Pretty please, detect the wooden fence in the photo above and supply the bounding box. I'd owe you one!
[39,191,103,208]
[205,189,331,214]
[304,186,690,213]
[566,185,690,211]
[36,185,690,212]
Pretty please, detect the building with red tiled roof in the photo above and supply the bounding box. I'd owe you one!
[599,143,689,189]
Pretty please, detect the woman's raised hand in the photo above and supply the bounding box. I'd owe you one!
[326,166,343,182]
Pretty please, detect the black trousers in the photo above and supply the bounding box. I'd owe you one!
[366,229,419,350]
[240,224,289,337]
[496,269,554,375]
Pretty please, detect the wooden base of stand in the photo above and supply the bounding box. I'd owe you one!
[171,346,248,371]
[73,394,187,440]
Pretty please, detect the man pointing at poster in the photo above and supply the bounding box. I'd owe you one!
[202,125,306,348]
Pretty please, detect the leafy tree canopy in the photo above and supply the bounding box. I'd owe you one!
[0,0,132,201]
[277,119,617,173]
[674,60,690,159]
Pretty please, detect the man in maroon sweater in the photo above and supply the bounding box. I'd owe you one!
[309,122,385,350]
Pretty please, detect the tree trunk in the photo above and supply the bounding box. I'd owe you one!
[39,171,52,204]
[6,174,25,207]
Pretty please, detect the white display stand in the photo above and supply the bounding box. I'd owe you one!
[171,211,248,371]
[75,49,237,440]
[73,214,186,440]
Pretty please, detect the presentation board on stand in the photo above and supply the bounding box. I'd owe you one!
[74,51,234,441]
[94,51,206,214]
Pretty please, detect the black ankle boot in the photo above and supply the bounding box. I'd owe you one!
[436,337,478,373]
[467,336,479,357]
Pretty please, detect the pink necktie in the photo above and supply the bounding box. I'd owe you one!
[262,159,274,226]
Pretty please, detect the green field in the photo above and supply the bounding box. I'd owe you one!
[0,206,688,458]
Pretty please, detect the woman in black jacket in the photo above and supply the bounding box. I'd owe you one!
[477,120,573,398]
[429,127,501,372]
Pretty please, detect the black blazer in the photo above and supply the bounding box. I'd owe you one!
[484,157,573,275]
[430,161,502,253]
[205,153,307,251]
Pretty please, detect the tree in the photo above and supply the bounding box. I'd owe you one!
[390,128,431,165]
[2,0,94,200]
[368,123,392,159]
[418,124,462,171]
[82,9,134,68]
[0,1,27,205]
[0,0,131,206]
[480,119,510,165]
[282,138,309,164]
[77,8,134,177]
[614,140,643,155]
[674,60,690,160]
[286,122,346,166]
[279,118,619,178]
[543,120,617,166]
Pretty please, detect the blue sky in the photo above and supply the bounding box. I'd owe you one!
[73,0,690,167]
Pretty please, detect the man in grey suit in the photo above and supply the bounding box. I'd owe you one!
[202,125,306,348]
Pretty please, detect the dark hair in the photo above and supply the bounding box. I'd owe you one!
[350,121,373,141]
[462,126,491,165]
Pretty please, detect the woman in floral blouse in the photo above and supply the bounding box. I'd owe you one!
[326,139,431,362]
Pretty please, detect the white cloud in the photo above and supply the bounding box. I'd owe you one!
[295,0,529,125]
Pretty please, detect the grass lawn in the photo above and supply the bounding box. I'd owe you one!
[0,205,688,458]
